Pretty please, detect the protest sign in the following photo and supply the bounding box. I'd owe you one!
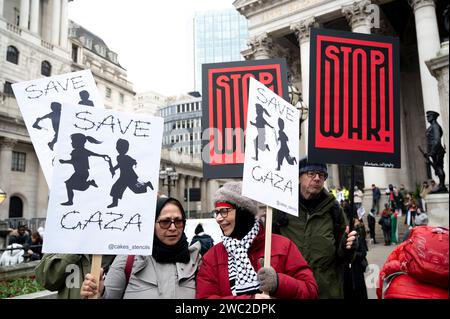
[202,59,288,179]
[43,103,163,255]
[242,78,299,217]
[308,28,400,168]
[12,70,103,185]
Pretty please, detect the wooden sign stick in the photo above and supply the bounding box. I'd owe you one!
[263,206,273,295]
[88,254,103,299]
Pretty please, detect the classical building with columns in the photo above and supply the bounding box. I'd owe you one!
[0,0,135,224]
[234,0,448,221]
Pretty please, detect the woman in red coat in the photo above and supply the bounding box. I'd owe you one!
[196,181,318,299]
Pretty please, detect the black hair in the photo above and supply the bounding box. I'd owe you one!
[194,223,204,235]
[229,206,256,240]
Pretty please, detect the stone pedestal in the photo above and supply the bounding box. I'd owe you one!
[426,193,449,227]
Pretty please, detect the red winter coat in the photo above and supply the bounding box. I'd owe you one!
[196,226,318,299]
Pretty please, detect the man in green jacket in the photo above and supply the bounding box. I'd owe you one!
[273,157,357,298]
[35,254,115,299]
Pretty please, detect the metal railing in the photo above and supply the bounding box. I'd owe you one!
[2,218,46,232]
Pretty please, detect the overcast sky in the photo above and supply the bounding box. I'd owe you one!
[68,0,236,96]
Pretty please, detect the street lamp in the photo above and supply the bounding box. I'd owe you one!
[0,188,6,205]
[288,82,309,139]
[159,167,179,197]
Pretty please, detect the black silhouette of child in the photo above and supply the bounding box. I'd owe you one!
[276,118,297,171]
[32,102,61,151]
[250,103,273,161]
[78,90,94,107]
[107,139,154,208]
[59,133,109,206]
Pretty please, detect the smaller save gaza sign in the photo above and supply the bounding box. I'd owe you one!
[308,28,400,168]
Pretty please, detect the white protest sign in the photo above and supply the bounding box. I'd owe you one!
[242,77,299,216]
[12,70,103,186]
[43,103,163,255]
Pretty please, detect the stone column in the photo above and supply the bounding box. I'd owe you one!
[342,0,400,207]
[178,174,185,204]
[246,32,273,60]
[19,0,30,30]
[342,0,373,34]
[30,0,39,33]
[291,17,318,154]
[59,0,68,49]
[0,0,5,17]
[174,173,182,201]
[426,42,449,187]
[409,0,441,117]
[51,0,61,46]
[201,178,207,214]
[328,164,340,189]
[0,138,17,219]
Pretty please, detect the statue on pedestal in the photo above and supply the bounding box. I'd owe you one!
[419,111,448,193]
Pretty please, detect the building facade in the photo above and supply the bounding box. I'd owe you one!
[159,92,203,157]
[194,9,249,91]
[0,0,135,224]
[134,90,166,116]
[234,0,449,222]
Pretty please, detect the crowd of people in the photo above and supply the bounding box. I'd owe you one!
[0,225,44,266]
[2,158,442,299]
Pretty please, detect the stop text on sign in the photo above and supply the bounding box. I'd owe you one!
[315,36,394,153]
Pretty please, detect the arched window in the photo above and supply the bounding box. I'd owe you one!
[9,196,23,218]
[6,46,19,64]
[41,60,52,76]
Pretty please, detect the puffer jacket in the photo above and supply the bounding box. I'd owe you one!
[102,242,201,299]
[273,190,354,298]
[196,226,318,299]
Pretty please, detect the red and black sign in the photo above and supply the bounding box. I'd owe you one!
[202,59,288,179]
[308,28,400,168]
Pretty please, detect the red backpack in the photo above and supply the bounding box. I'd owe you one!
[378,226,449,298]
[401,226,449,288]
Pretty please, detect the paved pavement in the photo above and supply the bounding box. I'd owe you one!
[364,241,398,299]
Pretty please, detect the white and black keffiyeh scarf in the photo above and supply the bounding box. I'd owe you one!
[222,220,260,296]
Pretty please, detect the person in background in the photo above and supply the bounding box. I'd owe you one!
[379,204,392,246]
[190,223,214,256]
[344,217,368,299]
[401,212,429,242]
[80,197,201,299]
[419,180,432,211]
[367,208,377,244]
[26,231,43,261]
[371,184,381,215]
[353,186,364,210]
[7,224,31,248]
[196,181,318,299]
[273,157,357,298]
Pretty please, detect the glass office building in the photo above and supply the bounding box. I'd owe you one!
[194,9,249,92]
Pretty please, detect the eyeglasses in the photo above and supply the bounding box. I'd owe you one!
[306,171,328,180]
[156,218,185,229]
[212,207,233,218]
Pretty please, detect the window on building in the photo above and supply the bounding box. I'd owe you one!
[11,151,26,172]
[3,81,14,96]
[6,46,19,64]
[41,60,52,76]
[72,44,79,63]
[8,196,23,218]
[105,87,112,99]
[120,93,124,105]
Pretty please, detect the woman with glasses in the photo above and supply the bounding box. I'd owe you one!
[196,181,318,299]
[80,197,201,298]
